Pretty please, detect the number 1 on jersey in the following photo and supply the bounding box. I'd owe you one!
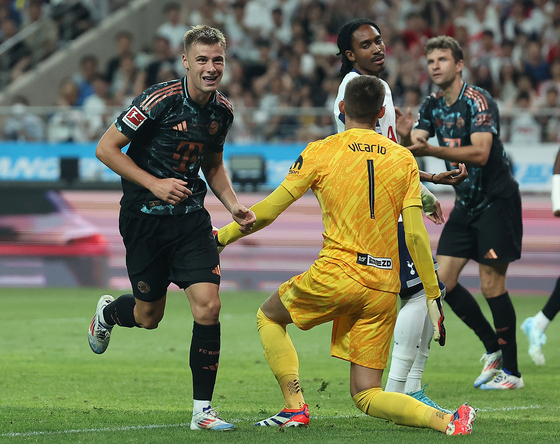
[368,159,375,219]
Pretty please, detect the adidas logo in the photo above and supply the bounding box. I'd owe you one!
[212,265,221,276]
[484,249,498,259]
[173,121,188,132]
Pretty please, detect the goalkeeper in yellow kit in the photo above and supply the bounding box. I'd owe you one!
[217,75,476,435]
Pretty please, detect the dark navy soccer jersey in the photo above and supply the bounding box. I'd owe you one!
[114,76,234,216]
[414,83,518,215]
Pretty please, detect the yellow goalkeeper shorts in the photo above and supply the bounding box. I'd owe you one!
[278,258,398,369]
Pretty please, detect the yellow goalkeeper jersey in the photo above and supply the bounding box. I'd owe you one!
[281,127,422,292]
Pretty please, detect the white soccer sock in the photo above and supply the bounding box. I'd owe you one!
[385,377,406,393]
[534,311,550,332]
[405,313,432,394]
[193,399,211,414]
[386,293,427,393]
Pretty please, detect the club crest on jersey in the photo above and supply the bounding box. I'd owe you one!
[123,106,147,130]
[209,121,219,135]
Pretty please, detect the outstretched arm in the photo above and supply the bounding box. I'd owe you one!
[428,163,468,186]
[218,184,296,247]
[409,131,492,166]
[202,150,256,232]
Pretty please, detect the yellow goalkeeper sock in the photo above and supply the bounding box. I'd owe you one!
[257,308,304,409]
[352,388,452,432]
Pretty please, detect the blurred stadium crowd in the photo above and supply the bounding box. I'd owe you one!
[0,0,560,144]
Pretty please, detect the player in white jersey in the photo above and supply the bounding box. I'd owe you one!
[334,18,467,411]
[334,69,398,142]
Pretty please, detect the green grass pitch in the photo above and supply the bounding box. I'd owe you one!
[1,288,559,443]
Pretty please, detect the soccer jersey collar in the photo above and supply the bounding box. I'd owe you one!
[345,127,377,134]
[182,76,216,107]
[456,82,468,101]
[439,82,467,108]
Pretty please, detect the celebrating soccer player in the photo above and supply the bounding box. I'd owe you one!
[88,25,256,430]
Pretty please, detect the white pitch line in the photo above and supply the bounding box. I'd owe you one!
[475,405,553,412]
[1,405,554,438]
[1,423,190,438]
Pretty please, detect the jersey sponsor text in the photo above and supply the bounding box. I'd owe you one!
[356,253,393,269]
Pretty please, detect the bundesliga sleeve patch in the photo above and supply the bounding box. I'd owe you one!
[122,106,147,131]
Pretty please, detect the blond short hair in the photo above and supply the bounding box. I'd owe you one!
[183,25,226,54]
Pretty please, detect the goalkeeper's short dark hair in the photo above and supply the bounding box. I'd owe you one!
[343,75,385,124]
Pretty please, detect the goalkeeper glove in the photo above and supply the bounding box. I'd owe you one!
[420,183,438,216]
[427,296,446,346]
[212,226,224,253]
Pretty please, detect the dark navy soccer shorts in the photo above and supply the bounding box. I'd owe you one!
[437,189,522,265]
[119,208,221,302]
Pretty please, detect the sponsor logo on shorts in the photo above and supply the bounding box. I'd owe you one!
[212,265,221,276]
[137,281,150,294]
[123,106,147,130]
[356,253,393,269]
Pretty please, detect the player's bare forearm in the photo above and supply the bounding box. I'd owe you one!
[97,125,193,205]
[399,133,413,146]
[401,205,440,299]
[420,164,467,186]
[409,131,491,166]
[408,140,487,165]
[202,153,241,212]
[432,163,468,186]
[204,163,256,231]
[419,171,433,182]
[95,124,187,203]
